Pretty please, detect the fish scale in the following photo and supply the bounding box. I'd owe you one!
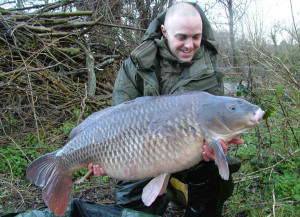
[26,91,265,216]
[61,96,192,177]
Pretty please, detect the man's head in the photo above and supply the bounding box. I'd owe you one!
[161,3,203,62]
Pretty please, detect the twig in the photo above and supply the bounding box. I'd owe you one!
[288,0,300,51]
[255,125,263,161]
[8,0,75,12]
[9,11,94,21]
[53,15,104,31]
[25,72,42,147]
[37,31,76,37]
[38,0,76,13]
[79,16,104,36]
[272,187,276,217]
[269,167,276,217]
[98,22,146,31]
[95,58,115,70]
[234,148,300,181]
[0,118,31,163]
[0,152,14,186]
[77,83,88,125]
[74,39,96,96]
[278,98,299,147]
[0,180,25,211]
[0,1,15,7]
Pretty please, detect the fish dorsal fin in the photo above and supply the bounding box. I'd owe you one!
[69,96,153,139]
[69,107,118,139]
[205,136,229,180]
[142,173,171,206]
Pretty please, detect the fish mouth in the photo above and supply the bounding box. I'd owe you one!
[250,108,265,125]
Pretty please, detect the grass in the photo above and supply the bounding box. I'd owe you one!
[223,95,300,217]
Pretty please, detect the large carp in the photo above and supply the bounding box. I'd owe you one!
[26,91,264,216]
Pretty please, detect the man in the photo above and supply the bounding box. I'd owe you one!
[91,2,242,216]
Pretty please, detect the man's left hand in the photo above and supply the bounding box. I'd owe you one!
[202,138,244,161]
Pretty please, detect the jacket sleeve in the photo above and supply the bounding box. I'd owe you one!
[112,58,142,106]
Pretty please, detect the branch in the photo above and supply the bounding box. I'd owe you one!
[37,31,76,37]
[98,22,146,31]
[289,0,300,50]
[95,58,115,70]
[7,0,75,12]
[51,15,103,30]
[74,40,96,97]
[9,11,93,21]
[234,148,300,182]
[38,0,76,13]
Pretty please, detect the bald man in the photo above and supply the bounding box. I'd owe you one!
[161,3,203,62]
[91,2,242,216]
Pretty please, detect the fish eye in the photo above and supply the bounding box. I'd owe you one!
[230,105,236,110]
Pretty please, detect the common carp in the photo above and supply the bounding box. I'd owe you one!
[26,91,264,216]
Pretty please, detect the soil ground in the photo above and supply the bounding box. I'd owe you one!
[0,176,185,217]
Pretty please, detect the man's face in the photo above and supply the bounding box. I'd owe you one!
[161,15,202,62]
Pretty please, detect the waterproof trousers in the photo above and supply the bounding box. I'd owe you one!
[115,156,241,217]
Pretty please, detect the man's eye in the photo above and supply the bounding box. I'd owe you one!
[176,35,186,41]
[193,35,202,40]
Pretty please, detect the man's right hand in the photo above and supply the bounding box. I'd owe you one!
[201,138,244,161]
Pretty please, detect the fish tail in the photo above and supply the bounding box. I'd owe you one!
[26,151,72,216]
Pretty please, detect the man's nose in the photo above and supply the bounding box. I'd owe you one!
[184,38,193,49]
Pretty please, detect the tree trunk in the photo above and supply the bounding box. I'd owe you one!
[228,0,238,71]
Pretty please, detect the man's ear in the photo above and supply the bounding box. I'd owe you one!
[161,25,167,38]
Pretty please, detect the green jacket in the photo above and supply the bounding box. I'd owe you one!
[112,3,224,106]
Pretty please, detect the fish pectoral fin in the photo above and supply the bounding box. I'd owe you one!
[206,137,229,180]
[142,173,171,206]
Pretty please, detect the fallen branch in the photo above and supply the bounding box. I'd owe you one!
[74,39,96,97]
[9,11,94,21]
[95,58,115,70]
[234,148,300,181]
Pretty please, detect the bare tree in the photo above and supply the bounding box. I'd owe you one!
[288,0,300,51]
[216,0,251,71]
[16,0,24,8]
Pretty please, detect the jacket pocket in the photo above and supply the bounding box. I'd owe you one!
[130,40,158,70]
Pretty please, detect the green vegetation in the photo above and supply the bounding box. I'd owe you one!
[223,83,300,216]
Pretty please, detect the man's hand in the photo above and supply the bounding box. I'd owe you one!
[202,138,244,161]
[88,163,107,177]
[74,163,107,184]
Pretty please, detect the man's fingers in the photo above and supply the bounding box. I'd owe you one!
[92,165,99,177]
[99,168,107,176]
[202,151,209,161]
[202,142,215,161]
[218,140,229,154]
[88,163,93,171]
[229,138,244,144]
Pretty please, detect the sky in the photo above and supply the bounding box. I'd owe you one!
[254,0,299,26]
[189,0,300,43]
